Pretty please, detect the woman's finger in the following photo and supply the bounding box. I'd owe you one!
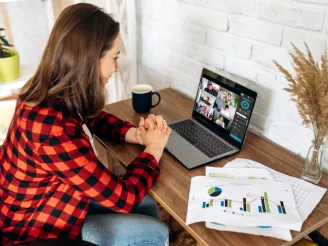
[138,117,145,128]
[145,118,155,130]
[162,120,167,132]
[135,128,144,145]
[166,127,171,135]
[148,114,156,122]
[145,114,156,129]
[162,120,167,129]
[155,115,163,129]
[144,119,149,129]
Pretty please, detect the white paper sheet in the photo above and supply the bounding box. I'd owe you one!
[205,167,292,241]
[224,158,327,221]
[205,167,274,180]
[186,176,302,231]
[206,222,292,241]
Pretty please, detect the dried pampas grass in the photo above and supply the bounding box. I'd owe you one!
[273,43,328,150]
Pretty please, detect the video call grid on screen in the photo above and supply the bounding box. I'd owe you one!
[194,77,240,131]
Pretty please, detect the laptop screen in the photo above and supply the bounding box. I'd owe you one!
[192,68,257,149]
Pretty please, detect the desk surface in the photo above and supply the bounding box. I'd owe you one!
[102,88,328,246]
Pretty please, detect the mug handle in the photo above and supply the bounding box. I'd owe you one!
[151,92,161,108]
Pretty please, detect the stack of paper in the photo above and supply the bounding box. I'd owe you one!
[186,158,327,241]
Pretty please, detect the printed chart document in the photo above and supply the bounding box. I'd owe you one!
[186,176,302,231]
[206,167,274,180]
[205,167,292,241]
[224,158,327,221]
[206,222,292,241]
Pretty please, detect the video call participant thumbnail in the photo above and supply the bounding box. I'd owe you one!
[204,81,218,97]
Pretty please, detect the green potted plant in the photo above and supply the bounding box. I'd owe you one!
[0,27,20,82]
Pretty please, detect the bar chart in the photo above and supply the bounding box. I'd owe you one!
[203,191,288,215]
[188,176,302,231]
[202,199,214,208]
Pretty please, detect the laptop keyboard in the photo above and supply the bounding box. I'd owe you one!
[170,119,233,158]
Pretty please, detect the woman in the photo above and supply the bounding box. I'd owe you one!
[225,92,232,105]
[0,3,170,246]
[221,104,230,118]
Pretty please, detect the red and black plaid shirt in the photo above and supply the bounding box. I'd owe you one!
[0,99,160,245]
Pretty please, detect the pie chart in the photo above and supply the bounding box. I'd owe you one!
[208,187,222,197]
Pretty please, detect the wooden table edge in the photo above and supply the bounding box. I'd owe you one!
[285,217,328,246]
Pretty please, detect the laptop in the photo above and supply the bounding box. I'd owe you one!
[166,68,257,169]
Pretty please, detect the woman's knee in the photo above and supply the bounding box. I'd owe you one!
[82,213,168,246]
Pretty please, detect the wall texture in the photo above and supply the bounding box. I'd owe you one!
[136,0,328,169]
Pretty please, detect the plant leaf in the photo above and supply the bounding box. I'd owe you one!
[0,36,9,46]
[304,42,316,67]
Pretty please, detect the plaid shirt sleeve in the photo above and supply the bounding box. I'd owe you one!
[84,111,135,142]
[36,125,160,212]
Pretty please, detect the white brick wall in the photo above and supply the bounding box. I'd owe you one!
[208,0,256,16]
[257,3,324,31]
[177,0,208,7]
[207,30,252,58]
[294,0,328,6]
[230,17,283,46]
[136,0,328,170]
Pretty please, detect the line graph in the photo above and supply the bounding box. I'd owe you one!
[201,187,288,215]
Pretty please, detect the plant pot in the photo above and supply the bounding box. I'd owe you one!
[0,49,20,82]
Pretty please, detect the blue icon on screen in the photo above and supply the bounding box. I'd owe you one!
[241,100,250,110]
[230,134,242,143]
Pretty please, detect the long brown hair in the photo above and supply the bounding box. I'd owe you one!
[19,3,119,117]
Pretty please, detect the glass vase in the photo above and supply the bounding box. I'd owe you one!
[322,138,328,172]
[301,144,324,184]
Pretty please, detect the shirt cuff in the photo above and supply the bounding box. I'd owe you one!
[117,122,135,142]
[138,152,159,166]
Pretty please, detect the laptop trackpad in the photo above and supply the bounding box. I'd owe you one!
[166,130,209,169]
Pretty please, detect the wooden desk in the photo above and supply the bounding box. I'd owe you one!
[102,88,328,246]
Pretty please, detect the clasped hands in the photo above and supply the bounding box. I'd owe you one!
[125,114,171,146]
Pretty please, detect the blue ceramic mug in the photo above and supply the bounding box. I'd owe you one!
[132,84,161,113]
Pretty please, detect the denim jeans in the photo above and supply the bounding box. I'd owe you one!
[81,195,169,246]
